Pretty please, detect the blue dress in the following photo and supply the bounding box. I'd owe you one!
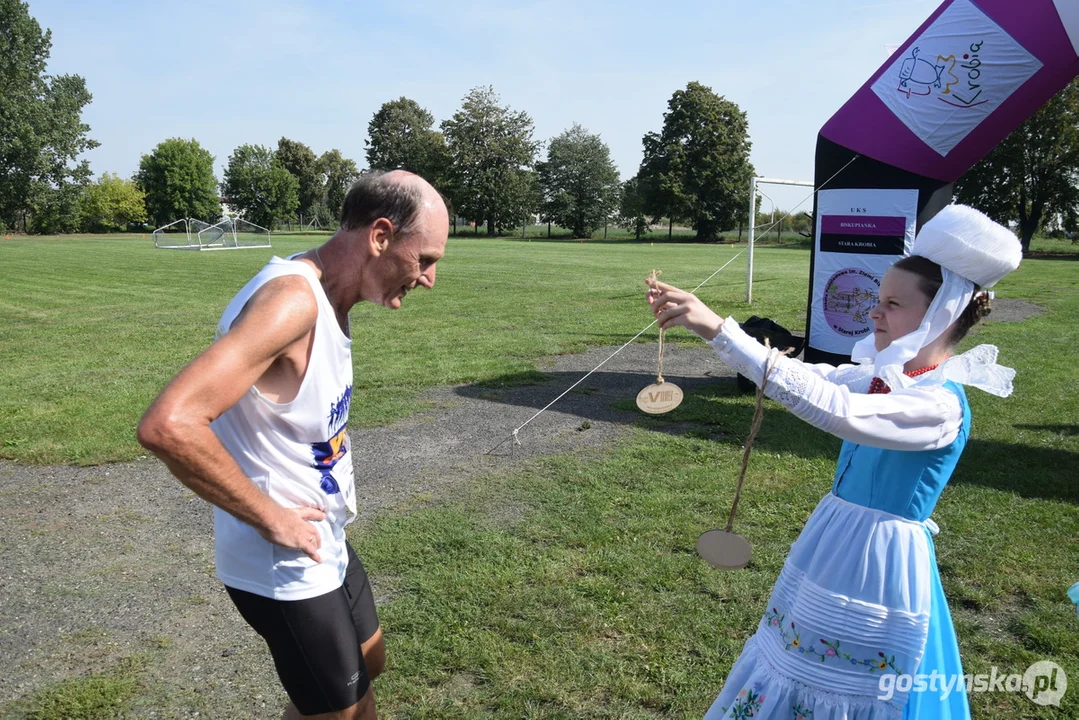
[705,381,972,720]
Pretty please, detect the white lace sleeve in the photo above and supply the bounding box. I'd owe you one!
[706,318,963,451]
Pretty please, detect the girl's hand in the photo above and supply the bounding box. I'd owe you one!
[646,280,724,341]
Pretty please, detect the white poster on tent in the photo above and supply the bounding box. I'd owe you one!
[810,189,918,356]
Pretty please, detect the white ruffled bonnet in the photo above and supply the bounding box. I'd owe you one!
[849,204,1022,396]
[910,204,1023,288]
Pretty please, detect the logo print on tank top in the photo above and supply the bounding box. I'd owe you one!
[311,385,353,495]
[327,385,352,435]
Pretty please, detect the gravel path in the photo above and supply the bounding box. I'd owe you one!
[0,342,735,718]
[0,300,1038,717]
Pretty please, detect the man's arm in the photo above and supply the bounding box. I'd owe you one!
[137,275,327,562]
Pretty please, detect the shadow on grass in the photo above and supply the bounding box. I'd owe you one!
[589,275,788,304]
[458,370,1079,505]
[449,232,708,245]
[1013,424,1078,436]
[500,237,731,246]
[1024,251,1079,260]
[950,438,1079,505]
[455,369,839,462]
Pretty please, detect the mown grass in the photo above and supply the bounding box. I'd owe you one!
[453,222,801,246]
[0,233,804,465]
[1,233,1075,719]
[344,239,1077,718]
[350,245,1077,718]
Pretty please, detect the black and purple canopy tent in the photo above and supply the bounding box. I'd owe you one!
[806,0,1079,364]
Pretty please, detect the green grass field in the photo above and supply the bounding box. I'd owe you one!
[2,233,1077,718]
[0,233,805,465]
[453,222,799,245]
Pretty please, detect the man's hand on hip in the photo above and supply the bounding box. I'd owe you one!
[258,504,328,563]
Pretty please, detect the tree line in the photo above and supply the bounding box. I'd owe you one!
[2,0,1077,251]
[0,2,764,241]
[365,84,756,241]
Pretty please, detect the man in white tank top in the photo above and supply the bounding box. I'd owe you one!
[138,171,448,720]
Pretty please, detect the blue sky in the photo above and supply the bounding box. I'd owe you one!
[29,0,941,212]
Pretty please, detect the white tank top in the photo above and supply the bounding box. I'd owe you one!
[210,255,356,600]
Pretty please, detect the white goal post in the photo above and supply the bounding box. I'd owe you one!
[152,217,272,251]
[747,176,814,303]
[197,218,272,250]
[198,218,274,252]
[152,218,194,249]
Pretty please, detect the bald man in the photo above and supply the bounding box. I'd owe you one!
[138,171,449,719]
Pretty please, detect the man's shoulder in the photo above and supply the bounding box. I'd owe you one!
[249,271,317,301]
[230,272,320,336]
[251,273,318,317]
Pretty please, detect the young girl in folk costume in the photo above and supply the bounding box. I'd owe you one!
[647,205,1022,720]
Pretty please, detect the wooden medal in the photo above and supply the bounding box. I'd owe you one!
[636,381,683,414]
[696,529,753,570]
[639,269,682,414]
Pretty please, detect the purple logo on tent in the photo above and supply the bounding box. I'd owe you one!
[897,46,953,98]
[823,268,881,338]
[868,0,1043,158]
[895,44,990,108]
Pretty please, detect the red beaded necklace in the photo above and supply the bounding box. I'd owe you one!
[868,364,939,395]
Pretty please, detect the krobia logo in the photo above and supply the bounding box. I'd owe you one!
[896,42,989,109]
[897,46,950,97]
[945,41,988,108]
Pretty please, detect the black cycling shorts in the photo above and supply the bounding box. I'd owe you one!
[225,543,380,715]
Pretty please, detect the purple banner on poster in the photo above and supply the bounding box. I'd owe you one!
[820,215,908,236]
[820,0,1079,182]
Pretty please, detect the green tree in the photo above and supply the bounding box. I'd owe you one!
[28,175,84,234]
[277,138,322,221]
[754,205,810,241]
[537,123,620,238]
[617,176,650,240]
[221,144,299,229]
[79,172,147,232]
[0,0,98,233]
[955,80,1079,255]
[442,86,539,235]
[316,149,359,222]
[310,201,338,230]
[638,82,755,240]
[510,168,542,233]
[766,209,812,237]
[366,97,451,187]
[135,138,221,226]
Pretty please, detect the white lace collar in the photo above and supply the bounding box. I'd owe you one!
[843,344,1015,397]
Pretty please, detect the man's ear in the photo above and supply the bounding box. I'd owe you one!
[368,218,393,257]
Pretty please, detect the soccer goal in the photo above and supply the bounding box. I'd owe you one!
[196,218,271,250]
[189,219,213,246]
[746,176,814,303]
[152,218,197,249]
[152,217,272,250]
